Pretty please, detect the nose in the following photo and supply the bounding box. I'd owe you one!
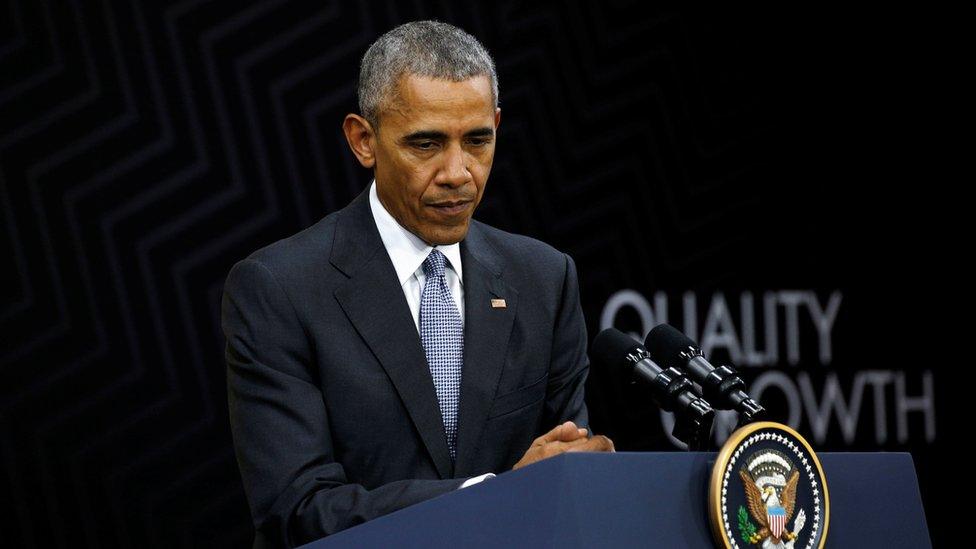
[437,142,471,187]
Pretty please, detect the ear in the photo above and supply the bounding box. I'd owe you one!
[342,114,377,169]
[494,107,501,130]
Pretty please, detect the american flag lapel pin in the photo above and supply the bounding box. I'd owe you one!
[490,298,507,309]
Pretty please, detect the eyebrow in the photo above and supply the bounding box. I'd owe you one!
[464,127,495,138]
[402,127,495,141]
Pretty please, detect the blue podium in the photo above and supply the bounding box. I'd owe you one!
[300,452,930,548]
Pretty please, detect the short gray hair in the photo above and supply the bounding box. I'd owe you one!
[358,20,499,128]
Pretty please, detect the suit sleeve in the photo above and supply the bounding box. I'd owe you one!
[222,259,464,548]
[542,253,591,431]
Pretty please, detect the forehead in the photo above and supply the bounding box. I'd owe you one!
[381,74,495,131]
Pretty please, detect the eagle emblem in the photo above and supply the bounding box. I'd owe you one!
[738,450,808,548]
[709,422,827,549]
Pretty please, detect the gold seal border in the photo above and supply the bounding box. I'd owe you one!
[708,421,831,549]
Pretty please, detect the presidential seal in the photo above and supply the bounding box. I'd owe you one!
[709,422,829,549]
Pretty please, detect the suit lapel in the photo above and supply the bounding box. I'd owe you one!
[331,188,454,479]
[453,222,518,478]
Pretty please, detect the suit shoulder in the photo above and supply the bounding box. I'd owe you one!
[235,211,340,278]
[471,219,570,272]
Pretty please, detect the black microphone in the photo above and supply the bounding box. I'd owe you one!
[645,324,765,425]
[592,328,714,450]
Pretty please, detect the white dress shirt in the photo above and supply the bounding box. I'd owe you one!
[368,180,465,332]
[368,180,495,489]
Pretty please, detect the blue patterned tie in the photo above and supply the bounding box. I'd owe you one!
[420,248,464,461]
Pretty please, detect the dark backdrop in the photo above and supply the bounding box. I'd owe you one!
[1,2,960,547]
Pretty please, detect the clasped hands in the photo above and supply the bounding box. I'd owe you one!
[512,421,615,470]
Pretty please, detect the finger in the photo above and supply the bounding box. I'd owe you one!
[541,421,578,443]
[555,422,588,442]
[554,423,590,443]
[553,437,590,452]
[566,435,615,453]
[550,434,602,454]
[536,423,564,445]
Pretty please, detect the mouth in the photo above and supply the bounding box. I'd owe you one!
[427,200,472,217]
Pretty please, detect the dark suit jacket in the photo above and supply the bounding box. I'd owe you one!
[222,186,590,548]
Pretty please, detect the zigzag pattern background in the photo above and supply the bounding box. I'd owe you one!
[1,2,946,547]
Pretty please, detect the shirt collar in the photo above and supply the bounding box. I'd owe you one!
[368,180,463,287]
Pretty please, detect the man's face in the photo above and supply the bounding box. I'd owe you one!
[371,74,500,246]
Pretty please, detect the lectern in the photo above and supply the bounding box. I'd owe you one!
[299,452,930,548]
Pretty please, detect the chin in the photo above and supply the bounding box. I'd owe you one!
[427,228,468,246]
[418,219,468,244]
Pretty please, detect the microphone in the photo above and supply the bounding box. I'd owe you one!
[592,328,714,450]
[645,324,765,425]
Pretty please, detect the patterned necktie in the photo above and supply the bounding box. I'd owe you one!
[419,248,464,461]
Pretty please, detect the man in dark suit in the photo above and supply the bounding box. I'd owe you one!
[222,21,614,548]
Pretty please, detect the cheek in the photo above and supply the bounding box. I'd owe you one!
[384,154,425,203]
[402,174,438,221]
[472,156,493,183]
[474,148,496,173]
[392,150,429,180]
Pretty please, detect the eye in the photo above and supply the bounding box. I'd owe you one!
[467,137,492,147]
[413,141,437,150]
